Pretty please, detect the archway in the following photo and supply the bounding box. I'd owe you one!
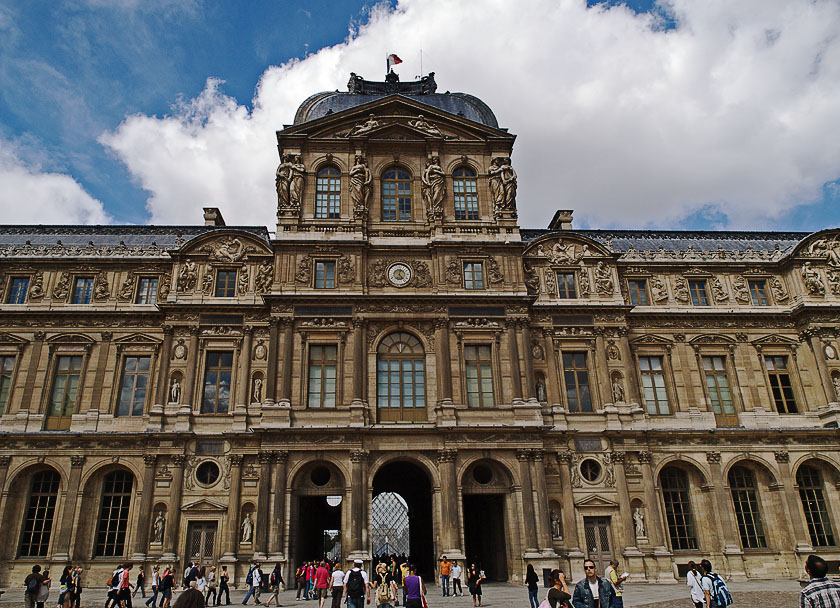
[461,460,511,581]
[290,461,346,566]
[371,461,434,578]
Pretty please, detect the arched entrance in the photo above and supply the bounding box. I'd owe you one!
[290,462,346,565]
[371,461,434,577]
[461,460,510,581]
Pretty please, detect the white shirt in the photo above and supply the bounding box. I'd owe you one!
[588,580,599,601]
[112,569,123,591]
[251,569,262,586]
[701,573,714,599]
[451,565,462,579]
[331,569,345,587]
[152,572,160,587]
[346,568,369,586]
[196,577,207,592]
[687,570,704,603]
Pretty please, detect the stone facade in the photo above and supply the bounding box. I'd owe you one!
[1,73,839,588]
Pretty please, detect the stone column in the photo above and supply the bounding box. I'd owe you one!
[155,327,174,406]
[611,453,636,549]
[349,450,367,557]
[237,326,254,407]
[88,332,113,413]
[162,454,186,561]
[255,451,272,557]
[807,332,836,404]
[52,455,85,560]
[507,320,524,403]
[279,319,295,404]
[555,452,581,553]
[0,456,10,500]
[520,322,536,401]
[222,455,243,559]
[435,320,453,403]
[619,331,641,404]
[131,455,158,559]
[20,332,46,418]
[706,451,747,578]
[543,331,561,405]
[265,319,280,404]
[594,332,612,404]
[516,449,538,552]
[530,450,554,553]
[181,328,200,407]
[436,449,461,554]
[352,319,367,403]
[268,451,289,556]
[637,452,665,549]
[774,451,813,552]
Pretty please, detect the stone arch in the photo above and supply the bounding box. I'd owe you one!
[311,154,347,173]
[372,159,417,178]
[722,455,780,487]
[367,451,440,490]
[0,463,64,561]
[792,454,840,482]
[458,456,516,492]
[4,459,66,493]
[522,231,613,259]
[653,455,710,487]
[445,157,481,175]
[75,463,138,560]
[373,326,430,354]
[288,457,348,494]
[79,458,142,489]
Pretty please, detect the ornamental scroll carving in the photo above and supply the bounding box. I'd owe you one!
[411,261,432,287]
[594,262,613,295]
[530,240,588,265]
[711,277,728,302]
[769,276,788,302]
[29,271,45,300]
[295,256,312,284]
[445,258,461,286]
[159,273,171,300]
[118,273,136,301]
[673,276,690,303]
[93,272,110,301]
[808,235,840,266]
[201,269,213,295]
[338,255,356,284]
[649,277,668,303]
[487,257,504,285]
[524,262,540,295]
[237,266,249,295]
[368,259,390,288]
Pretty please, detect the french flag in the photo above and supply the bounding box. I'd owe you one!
[386,53,403,72]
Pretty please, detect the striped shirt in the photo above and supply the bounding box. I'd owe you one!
[801,577,840,608]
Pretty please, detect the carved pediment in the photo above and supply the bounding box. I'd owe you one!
[177,231,272,261]
[113,333,162,347]
[45,333,96,345]
[0,332,28,346]
[630,334,673,346]
[689,334,736,346]
[524,234,612,262]
[181,498,227,512]
[574,494,619,508]
[752,334,798,347]
[793,229,840,265]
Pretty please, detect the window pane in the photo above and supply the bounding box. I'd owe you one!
[7,277,30,304]
[94,470,134,557]
[660,467,698,550]
[18,470,60,557]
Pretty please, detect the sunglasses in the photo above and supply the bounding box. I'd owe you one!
[584,566,595,570]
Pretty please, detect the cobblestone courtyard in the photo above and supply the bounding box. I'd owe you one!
[0,580,803,607]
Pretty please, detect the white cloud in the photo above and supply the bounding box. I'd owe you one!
[101,0,840,229]
[0,138,111,224]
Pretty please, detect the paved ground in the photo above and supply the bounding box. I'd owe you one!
[0,579,804,607]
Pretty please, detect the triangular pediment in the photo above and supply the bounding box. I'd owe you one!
[575,494,619,508]
[630,334,673,346]
[177,230,273,261]
[752,334,798,347]
[524,233,613,261]
[181,498,227,512]
[114,332,161,347]
[0,332,28,346]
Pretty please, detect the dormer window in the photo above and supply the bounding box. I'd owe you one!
[315,166,341,218]
[453,167,478,220]
[215,270,237,297]
[382,167,412,221]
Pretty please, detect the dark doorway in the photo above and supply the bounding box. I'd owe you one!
[371,461,434,578]
[186,521,217,564]
[463,495,508,581]
[294,495,342,564]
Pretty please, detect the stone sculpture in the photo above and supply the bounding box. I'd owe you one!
[152,511,165,544]
[802,263,825,295]
[241,513,253,543]
[550,509,562,539]
[350,155,372,219]
[422,156,446,221]
[169,378,181,404]
[633,507,646,539]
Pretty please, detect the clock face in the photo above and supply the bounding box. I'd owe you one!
[387,263,412,287]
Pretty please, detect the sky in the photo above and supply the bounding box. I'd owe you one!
[1,0,840,232]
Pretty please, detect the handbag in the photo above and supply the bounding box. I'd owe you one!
[421,596,429,608]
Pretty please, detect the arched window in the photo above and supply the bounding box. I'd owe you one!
[453,167,478,220]
[797,464,836,547]
[382,167,412,222]
[94,470,134,557]
[315,166,341,219]
[729,466,766,548]
[377,332,425,421]
[19,470,60,557]
[660,467,698,550]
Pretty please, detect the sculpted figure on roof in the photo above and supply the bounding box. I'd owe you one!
[409,114,442,137]
[348,114,381,136]
[808,236,840,267]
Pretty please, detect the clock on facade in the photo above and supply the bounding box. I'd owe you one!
[387,263,412,287]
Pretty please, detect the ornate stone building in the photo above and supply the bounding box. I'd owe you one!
[1,71,839,588]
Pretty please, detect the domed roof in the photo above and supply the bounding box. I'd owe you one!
[293,72,499,129]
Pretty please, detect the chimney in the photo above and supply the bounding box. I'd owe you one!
[203,207,226,227]
[548,210,574,230]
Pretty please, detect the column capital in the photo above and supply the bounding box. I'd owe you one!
[353,318,367,329]
[434,318,449,330]
[143,455,157,467]
[228,454,244,467]
[350,449,369,463]
[258,451,273,464]
[34,331,47,341]
[172,454,188,467]
[516,449,532,462]
[162,325,175,335]
[280,317,295,328]
[555,451,573,464]
[100,331,113,341]
[529,449,545,462]
[436,449,457,464]
[273,450,289,463]
[637,451,653,464]
[189,326,201,336]
[706,451,721,464]
[774,451,790,463]
[70,455,85,468]
[609,451,626,465]
[0,455,10,467]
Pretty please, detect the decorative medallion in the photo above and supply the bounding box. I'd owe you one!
[387,262,412,287]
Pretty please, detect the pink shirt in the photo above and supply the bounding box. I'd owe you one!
[315,567,330,589]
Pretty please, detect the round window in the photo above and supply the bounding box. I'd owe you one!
[472,464,494,485]
[580,459,602,484]
[196,461,220,486]
[311,466,331,487]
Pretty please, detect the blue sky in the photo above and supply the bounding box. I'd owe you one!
[1,0,839,231]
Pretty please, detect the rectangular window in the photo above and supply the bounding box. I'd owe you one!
[18,471,60,557]
[6,277,29,304]
[562,352,591,412]
[465,345,494,407]
[71,277,94,304]
[639,355,670,414]
[689,280,708,306]
[116,356,151,417]
[48,355,83,420]
[765,355,797,413]
[0,355,14,412]
[557,273,577,299]
[463,262,484,290]
[202,351,233,414]
[308,345,337,408]
[314,261,336,289]
[214,270,236,297]
[749,280,768,306]
[454,177,479,220]
[628,279,649,306]
[135,277,158,304]
[315,172,341,218]
[702,355,735,416]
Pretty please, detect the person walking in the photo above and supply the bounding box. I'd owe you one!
[545,569,572,608]
[685,561,704,608]
[466,564,484,608]
[195,567,207,596]
[572,559,614,608]
[106,565,124,608]
[24,564,45,608]
[306,561,316,600]
[403,564,426,608]
[146,566,160,608]
[699,559,732,608]
[343,559,370,608]
[451,561,462,597]
[134,568,147,598]
[57,566,72,608]
[440,556,451,597]
[525,564,540,608]
[314,561,330,608]
[159,566,175,608]
[119,563,135,608]
[801,554,840,607]
[34,568,51,608]
[329,561,345,608]
[72,566,83,608]
[205,566,217,606]
[399,559,410,606]
[218,566,231,606]
[263,563,283,607]
[373,562,398,608]
[603,559,627,608]
[242,563,259,606]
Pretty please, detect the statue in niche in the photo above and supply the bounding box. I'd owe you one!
[535,377,547,403]
[802,263,826,295]
[633,507,646,539]
[169,378,181,404]
[241,513,253,543]
[288,155,305,209]
[252,378,263,404]
[152,511,165,544]
[550,509,562,539]
[350,155,372,219]
[612,377,625,403]
[833,375,840,401]
[409,114,442,137]
[349,114,380,136]
[422,156,446,220]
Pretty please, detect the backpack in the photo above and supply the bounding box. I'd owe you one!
[704,573,733,607]
[376,578,392,603]
[346,570,365,597]
[245,567,254,585]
